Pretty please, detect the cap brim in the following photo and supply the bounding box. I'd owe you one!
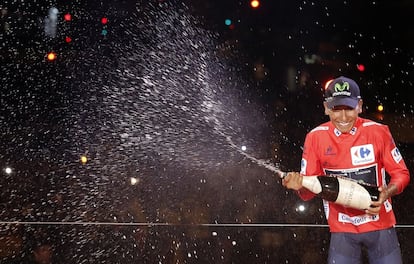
[326,97,359,109]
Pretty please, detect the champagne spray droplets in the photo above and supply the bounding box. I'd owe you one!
[68,2,272,175]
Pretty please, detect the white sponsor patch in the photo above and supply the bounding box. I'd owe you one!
[384,199,393,212]
[351,144,375,165]
[300,158,307,174]
[391,147,403,163]
[338,212,379,226]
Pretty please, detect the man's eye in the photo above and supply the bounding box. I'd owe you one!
[332,107,353,111]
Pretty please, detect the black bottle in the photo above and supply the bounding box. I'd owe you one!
[307,175,380,210]
[277,170,380,210]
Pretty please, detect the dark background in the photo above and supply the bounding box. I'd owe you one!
[1,0,413,263]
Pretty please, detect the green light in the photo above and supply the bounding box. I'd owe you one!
[101,29,108,36]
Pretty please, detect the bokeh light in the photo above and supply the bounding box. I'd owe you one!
[250,0,260,9]
[64,13,72,21]
[377,104,384,112]
[356,64,365,72]
[46,52,57,61]
[4,167,12,175]
[324,79,334,90]
[80,155,88,164]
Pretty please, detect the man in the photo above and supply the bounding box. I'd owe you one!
[282,76,410,263]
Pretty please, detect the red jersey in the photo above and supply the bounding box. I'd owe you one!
[298,117,410,233]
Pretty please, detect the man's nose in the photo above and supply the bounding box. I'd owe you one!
[338,110,347,120]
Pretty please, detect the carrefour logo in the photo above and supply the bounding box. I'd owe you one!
[355,146,371,158]
[351,144,375,165]
[391,147,402,163]
[300,158,307,174]
[333,82,351,97]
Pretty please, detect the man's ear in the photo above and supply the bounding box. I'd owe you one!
[323,101,330,115]
[357,100,363,113]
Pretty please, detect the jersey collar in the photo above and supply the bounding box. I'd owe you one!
[333,126,358,137]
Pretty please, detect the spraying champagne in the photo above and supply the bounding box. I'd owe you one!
[276,170,380,210]
[220,133,380,210]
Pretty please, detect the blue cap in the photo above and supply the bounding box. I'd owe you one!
[324,76,361,109]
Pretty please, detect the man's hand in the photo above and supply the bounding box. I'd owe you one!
[365,184,397,215]
[281,171,303,191]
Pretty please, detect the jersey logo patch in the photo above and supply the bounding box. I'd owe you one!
[338,212,379,226]
[391,147,402,163]
[324,145,336,156]
[351,144,375,165]
[300,158,307,174]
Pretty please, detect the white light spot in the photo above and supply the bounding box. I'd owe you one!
[296,204,306,212]
[130,177,139,185]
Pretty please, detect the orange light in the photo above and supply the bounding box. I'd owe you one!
[47,52,57,61]
[377,104,384,112]
[324,79,334,90]
[250,0,260,8]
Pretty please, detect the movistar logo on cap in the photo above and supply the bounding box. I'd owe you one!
[332,81,351,97]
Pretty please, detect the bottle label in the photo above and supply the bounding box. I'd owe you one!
[335,177,372,209]
[338,212,379,226]
[324,165,377,186]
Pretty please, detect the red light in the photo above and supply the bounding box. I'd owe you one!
[65,36,72,43]
[250,0,260,9]
[64,13,72,21]
[101,17,108,24]
[357,64,365,72]
[47,52,57,61]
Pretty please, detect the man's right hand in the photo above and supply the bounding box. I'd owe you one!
[281,172,303,191]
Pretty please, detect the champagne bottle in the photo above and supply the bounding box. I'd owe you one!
[277,170,380,210]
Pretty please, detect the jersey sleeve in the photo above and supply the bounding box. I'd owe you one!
[297,130,323,201]
[381,125,410,194]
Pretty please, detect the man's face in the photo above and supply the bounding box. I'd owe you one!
[323,100,363,133]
